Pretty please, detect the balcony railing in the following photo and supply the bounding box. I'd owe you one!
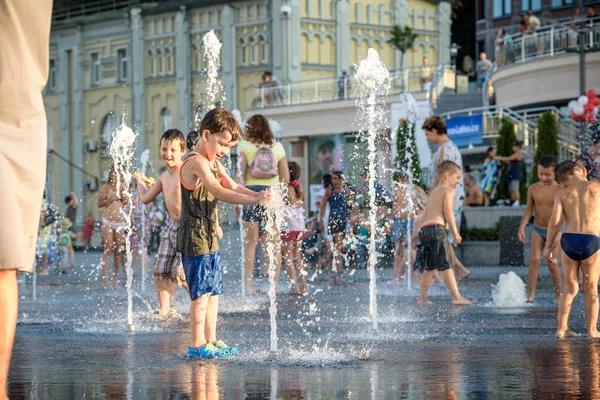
[497,17,600,67]
[247,64,448,109]
[52,0,139,24]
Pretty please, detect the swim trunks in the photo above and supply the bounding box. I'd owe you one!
[532,225,547,242]
[415,223,452,272]
[182,251,223,301]
[154,217,185,284]
[392,218,409,244]
[560,232,600,262]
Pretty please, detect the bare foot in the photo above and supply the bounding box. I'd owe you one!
[588,330,600,339]
[101,279,111,290]
[452,297,476,306]
[417,298,431,306]
[556,329,580,338]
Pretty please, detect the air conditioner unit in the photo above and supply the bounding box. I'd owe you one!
[85,140,98,152]
[86,178,99,192]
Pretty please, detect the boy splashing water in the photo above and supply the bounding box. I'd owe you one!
[415,161,475,306]
[517,155,563,303]
[179,108,271,358]
[545,161,600,338]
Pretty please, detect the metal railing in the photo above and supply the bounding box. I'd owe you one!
[52,0,139,24]
[439,105,580,161]
[427,62,453,115]
[248,63,446,109]
[498,17,600,67]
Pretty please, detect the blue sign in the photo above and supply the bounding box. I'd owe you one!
[446,115,483,148]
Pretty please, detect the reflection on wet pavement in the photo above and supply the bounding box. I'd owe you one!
[8,246,600,398]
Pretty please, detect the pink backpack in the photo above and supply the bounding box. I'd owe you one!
[249,143,278,178]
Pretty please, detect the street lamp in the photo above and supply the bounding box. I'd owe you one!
[450,43,461,93]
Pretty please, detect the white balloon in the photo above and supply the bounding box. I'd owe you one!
[568,100,578,110]
[578,95,589,106]
[574,104,585,115]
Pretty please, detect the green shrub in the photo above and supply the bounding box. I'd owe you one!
[494,118,517,202]
[530,110,558,185]
[466,223,500,241]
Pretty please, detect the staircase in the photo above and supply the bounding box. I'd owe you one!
[434,91,483,115]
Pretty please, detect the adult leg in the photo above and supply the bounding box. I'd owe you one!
[204,295,219,344]
[449,245,470,279]
[243,221,260,294]
[548,236,564,303]
[527,232,544,302]
[68,245,75,268]
[556,252,580,338]
[190,293,210,348]
[393,242,406,284]
[101,225,114,289]
[580,251,600,338]
[0,270,18,398]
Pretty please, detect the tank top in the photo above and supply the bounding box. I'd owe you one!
[328,187,348,222]
[177,153,221,257]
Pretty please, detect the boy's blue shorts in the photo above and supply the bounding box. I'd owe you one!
[182,251,223,301]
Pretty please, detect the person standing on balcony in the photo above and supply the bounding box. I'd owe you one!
[233,115,290,295]
[419,57,432,91]
[0,0,54,396]
[264,71,284,105]
[337,71,351,100]
[495,29,507,67]
[526,11,542,55]
[423,116,471,280]
[475,52,492,93]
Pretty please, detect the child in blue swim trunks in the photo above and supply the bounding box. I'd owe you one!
[545,160,600,339]
[178,108,271,359]
[517,156,562,303]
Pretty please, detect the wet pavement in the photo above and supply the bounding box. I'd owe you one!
[8,230,600,399]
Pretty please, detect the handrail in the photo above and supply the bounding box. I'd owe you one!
[428,62,451,115]
[481,61,496,108]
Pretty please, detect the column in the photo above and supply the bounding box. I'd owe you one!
[72,28,84,223]
[58,46,71,200]
[271,0,301,83]
[437,1,452,63]
[130,7,146,157]
[392,0,409,69]
[175,6,191,130]
[335,0,350,75]
[221,5,237,110]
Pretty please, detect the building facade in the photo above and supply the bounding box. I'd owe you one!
[44,0,453,223]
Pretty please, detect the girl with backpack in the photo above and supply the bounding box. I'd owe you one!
[233,114,290,295]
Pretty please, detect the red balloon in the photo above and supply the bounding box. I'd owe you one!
[584,113,596,123]
[587,89,597,99]
[585,103,595,112]
[571,110,582,121]
[593,97,600,107]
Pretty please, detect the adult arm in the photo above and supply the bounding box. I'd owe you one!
[278,156,290,184]
[543,191,564,262]
[517,186,535,243]
[495,152,523,162]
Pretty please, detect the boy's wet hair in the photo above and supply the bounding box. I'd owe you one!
[322,174,332,188]
[421,116,447,135]
[538,155,557,168]
[186,130,200,151]
[332,170,344,179]
[160,129,185,152]
[555,160,579,183]
[394,169,409,183]
[64,195,72,204]
[200,108,242,142]
[438,160,461,176]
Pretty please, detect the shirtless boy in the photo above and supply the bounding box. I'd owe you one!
[136,129,187,320]
[415,161,475,306]
[518,155,562,303]
[544,161,600,338]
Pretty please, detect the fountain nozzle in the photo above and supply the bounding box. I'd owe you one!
[125,324,136,333]
[267,351,280,361]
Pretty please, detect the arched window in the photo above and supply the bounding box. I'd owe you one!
[161,108,172,134]
[250,37,256,65]
[101,112,120,158]
[239,39,247,66]
[148,50,155,77]
[258,35,267,64]
[157,49,163,75]
[165,48,172,75]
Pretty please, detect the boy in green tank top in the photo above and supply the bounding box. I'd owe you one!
[178,108,271,359]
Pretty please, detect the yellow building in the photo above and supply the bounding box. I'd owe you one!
[44,0,452,225]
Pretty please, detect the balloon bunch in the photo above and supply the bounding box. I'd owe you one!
[569,89,600,123]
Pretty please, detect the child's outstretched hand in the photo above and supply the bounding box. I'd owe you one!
[257,190,272,206]
[454,233,462,244]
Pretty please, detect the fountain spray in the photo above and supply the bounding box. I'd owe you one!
[139,149,152,292]
[109,122,137,332]
[354,49,390,332]
[232,109,247,296]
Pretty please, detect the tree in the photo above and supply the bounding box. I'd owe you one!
[388,25,418,89]
[530,111,559,184]
[393,119,424,188]
[494,118,517,202]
